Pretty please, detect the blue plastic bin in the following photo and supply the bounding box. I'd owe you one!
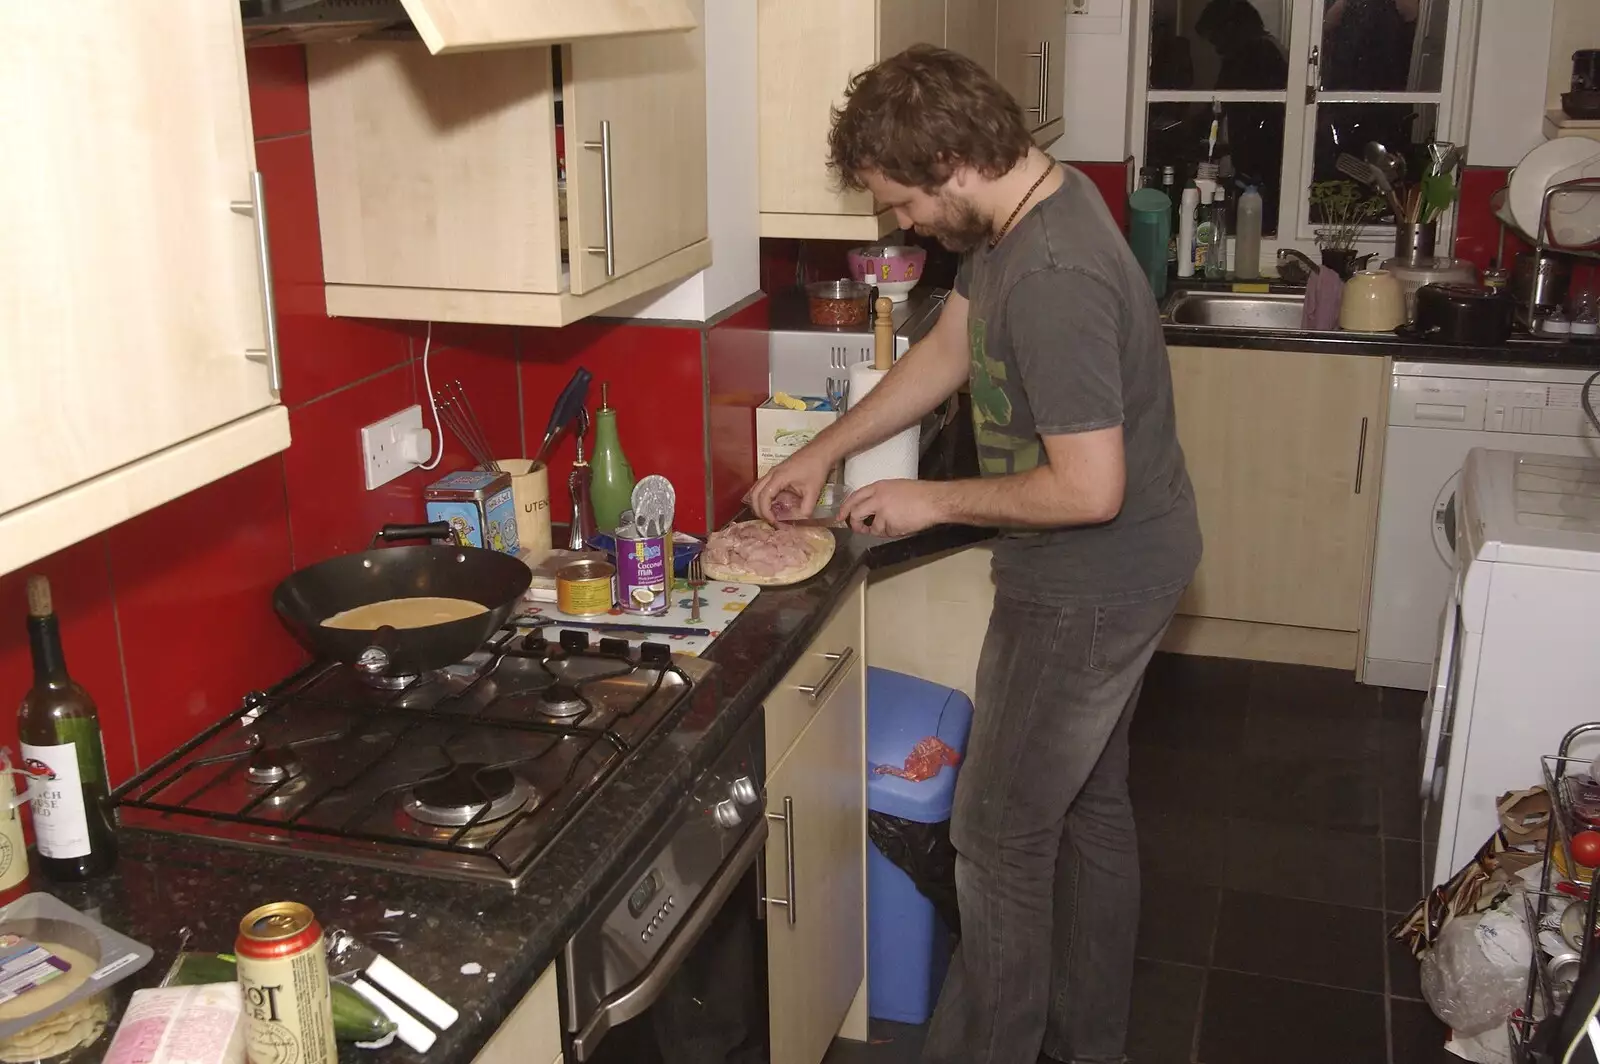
[866,666,974,1025]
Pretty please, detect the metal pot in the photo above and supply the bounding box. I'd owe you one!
[1409,283,1514,345]
[1511,250,1573,311]
[272,523,532,678]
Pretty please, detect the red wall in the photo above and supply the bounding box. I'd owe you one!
[0,46,741,783]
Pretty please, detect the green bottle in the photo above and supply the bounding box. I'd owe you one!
[589,383,636,532]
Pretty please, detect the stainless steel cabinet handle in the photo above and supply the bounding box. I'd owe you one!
[793,646,855,704]
[762,796,797,926]
[1041,41,1051,121]
[229,171,281,395]
[1354,416,1369,494]
[582,119,617,277]
[1025,45,1046,120]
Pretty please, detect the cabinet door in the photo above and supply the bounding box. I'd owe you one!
[946,0,998,75]
[1168,346,1386,631]
[400,0,696,55]
[565,0,708,296]
[0,1,278,514]
[880,0,947,57]
[996,0,1063,130]
[766,657,866,1064]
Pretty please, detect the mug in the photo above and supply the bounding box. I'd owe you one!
[1340,270,1405,332]
[0,750,45,892]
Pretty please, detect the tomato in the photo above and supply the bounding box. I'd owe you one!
[1572,830,1600,868]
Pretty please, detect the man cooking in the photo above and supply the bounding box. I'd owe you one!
[748,45,1202,1064]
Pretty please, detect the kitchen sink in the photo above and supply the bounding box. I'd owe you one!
[1164,289,1306,331]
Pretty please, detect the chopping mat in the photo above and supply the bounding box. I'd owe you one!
[513,579,761,656]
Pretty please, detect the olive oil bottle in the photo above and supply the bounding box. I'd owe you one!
[18,576,116,880]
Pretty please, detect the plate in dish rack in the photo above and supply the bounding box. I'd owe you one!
[701,522,836,586]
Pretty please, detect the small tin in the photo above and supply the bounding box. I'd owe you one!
[425,470,521,555]
[557,560,616,615]
[615,529,672,615]
[236,901,337,1064]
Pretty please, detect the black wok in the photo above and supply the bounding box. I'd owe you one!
[273,524,532,678]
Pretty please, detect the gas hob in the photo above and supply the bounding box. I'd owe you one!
[113,626,717,889]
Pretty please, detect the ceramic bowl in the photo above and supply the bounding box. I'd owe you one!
[1340,270,1405,332]
[847,244,926,301]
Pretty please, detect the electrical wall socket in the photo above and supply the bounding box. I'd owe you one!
[361,405,426,489]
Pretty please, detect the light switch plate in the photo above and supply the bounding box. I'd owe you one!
[1065,0,1123,33]
[361,405,426,489]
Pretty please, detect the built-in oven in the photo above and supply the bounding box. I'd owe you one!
[563,708,770,1064]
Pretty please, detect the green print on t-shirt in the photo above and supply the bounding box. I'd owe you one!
[968,314,1042,475]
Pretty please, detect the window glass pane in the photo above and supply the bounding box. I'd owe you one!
[1149,0,1290,91]
[1146,101,1286,235]
[1319,0,1450,92]
[1309,102,1440,224]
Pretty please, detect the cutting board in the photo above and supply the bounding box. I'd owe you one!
[513,579,761,656]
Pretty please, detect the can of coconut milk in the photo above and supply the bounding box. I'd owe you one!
[614,529,672,615]
[236,902,338,1064]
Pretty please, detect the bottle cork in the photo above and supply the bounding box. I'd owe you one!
[872,297,895,371]
[25,576,51,619]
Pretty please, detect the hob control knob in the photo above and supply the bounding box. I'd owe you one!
[713,800,742,829]
[729,776,758,806]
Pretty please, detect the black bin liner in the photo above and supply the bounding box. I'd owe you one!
[869,811,962,938]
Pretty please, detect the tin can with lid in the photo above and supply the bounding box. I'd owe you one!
[557,560,616,615]
[236,902,338,1064]
[614,529,672,615]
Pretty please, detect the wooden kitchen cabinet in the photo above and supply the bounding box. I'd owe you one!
[394,0,697,55]
[305,0,709,328]
[1167,346,1388,635]
[765,574,868,1064]
[0,1,290,577]
[945,0,999,77]
[473,962,562,1064]
[995,0,1066,137]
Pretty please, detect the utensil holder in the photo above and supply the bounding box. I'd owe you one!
[497,459,552,563]
[1394,221,1437,267]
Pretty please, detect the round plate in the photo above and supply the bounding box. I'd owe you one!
[1509,137,1600,242]
[701,523,836,587]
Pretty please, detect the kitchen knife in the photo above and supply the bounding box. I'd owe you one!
[533,367,593,466]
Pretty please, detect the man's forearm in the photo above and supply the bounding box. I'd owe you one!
[931,465,1122,528]
[803,326,968,466]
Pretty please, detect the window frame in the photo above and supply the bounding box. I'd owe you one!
[1129,0,1481,265]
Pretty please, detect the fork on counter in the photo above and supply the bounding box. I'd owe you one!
[687,555,706,623]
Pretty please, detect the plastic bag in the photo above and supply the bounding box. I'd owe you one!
[1419,903,1531,1037]
[867,812,961,937]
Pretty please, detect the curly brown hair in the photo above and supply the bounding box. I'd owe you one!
[827,45,1034,194]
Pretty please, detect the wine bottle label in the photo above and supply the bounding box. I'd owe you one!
[20,742,90,859]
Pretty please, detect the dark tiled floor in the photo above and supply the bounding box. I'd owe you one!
[824,653,1448,1064]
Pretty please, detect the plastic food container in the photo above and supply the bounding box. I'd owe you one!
[806,280,872,327]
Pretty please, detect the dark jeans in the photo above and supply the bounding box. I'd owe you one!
[923,590,1182,1064]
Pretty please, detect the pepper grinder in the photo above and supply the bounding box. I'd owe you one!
[567,407,598,550]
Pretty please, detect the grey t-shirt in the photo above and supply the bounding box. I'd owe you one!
[955,165,1201,605]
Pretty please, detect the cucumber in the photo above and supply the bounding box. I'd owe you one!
[165,952,398,1043]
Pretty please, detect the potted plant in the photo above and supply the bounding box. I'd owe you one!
[1311,180,1382,279]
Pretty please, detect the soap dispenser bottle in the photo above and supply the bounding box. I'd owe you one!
[588,383,635,532]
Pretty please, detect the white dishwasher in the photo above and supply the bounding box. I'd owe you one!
[1363,360,1600,690]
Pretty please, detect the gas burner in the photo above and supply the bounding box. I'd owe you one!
[246,745,302,786]
[361,672,419,691]
[401,763,533,827]
[539,683,587,719]
[389,671,494,713]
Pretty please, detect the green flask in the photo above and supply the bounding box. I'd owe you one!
[589,383,636,532]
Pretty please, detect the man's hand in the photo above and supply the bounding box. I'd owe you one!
[748,447,836,523]
[838,480,946,537]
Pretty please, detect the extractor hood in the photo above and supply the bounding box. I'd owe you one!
[240,0,696,55]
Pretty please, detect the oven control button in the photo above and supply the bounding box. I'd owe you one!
[713,799,742,829]
[729,776,758,806]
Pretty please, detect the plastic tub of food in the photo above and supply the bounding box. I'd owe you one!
[0,894,153,1063]
[806,280,872,327]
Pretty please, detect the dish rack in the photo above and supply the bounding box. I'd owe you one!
[1492,176,1600,263]
[1510,722,1600,1062]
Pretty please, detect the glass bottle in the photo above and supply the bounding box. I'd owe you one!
[18,576,116,881]
[587,383,636,533]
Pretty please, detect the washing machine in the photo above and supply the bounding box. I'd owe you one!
[1363,359,1600,690]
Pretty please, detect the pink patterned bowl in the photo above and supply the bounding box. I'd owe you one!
[847,244,927,286]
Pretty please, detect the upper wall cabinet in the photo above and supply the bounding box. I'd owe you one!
[243,0,697,54]
[305,1,709,327]
[757,0,1061,242]
[0,1,290,576]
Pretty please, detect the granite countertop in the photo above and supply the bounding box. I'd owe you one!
[38,409,991,1064]
[1163,322,1600,367]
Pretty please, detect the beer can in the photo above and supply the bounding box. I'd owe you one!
[236,902,338,1064]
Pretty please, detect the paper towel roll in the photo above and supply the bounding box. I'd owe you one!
[844,363,920,493]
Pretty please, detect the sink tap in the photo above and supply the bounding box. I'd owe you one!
[1276,248,1318,284]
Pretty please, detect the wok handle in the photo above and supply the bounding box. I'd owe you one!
[371,523,455,548]
[358,626,401,676]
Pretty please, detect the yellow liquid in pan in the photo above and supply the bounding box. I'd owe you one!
[320,597,488,631]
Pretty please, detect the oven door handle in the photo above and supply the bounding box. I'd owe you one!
[570,817,770,1062]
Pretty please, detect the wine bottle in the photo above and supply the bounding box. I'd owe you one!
[18,576,116,880]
